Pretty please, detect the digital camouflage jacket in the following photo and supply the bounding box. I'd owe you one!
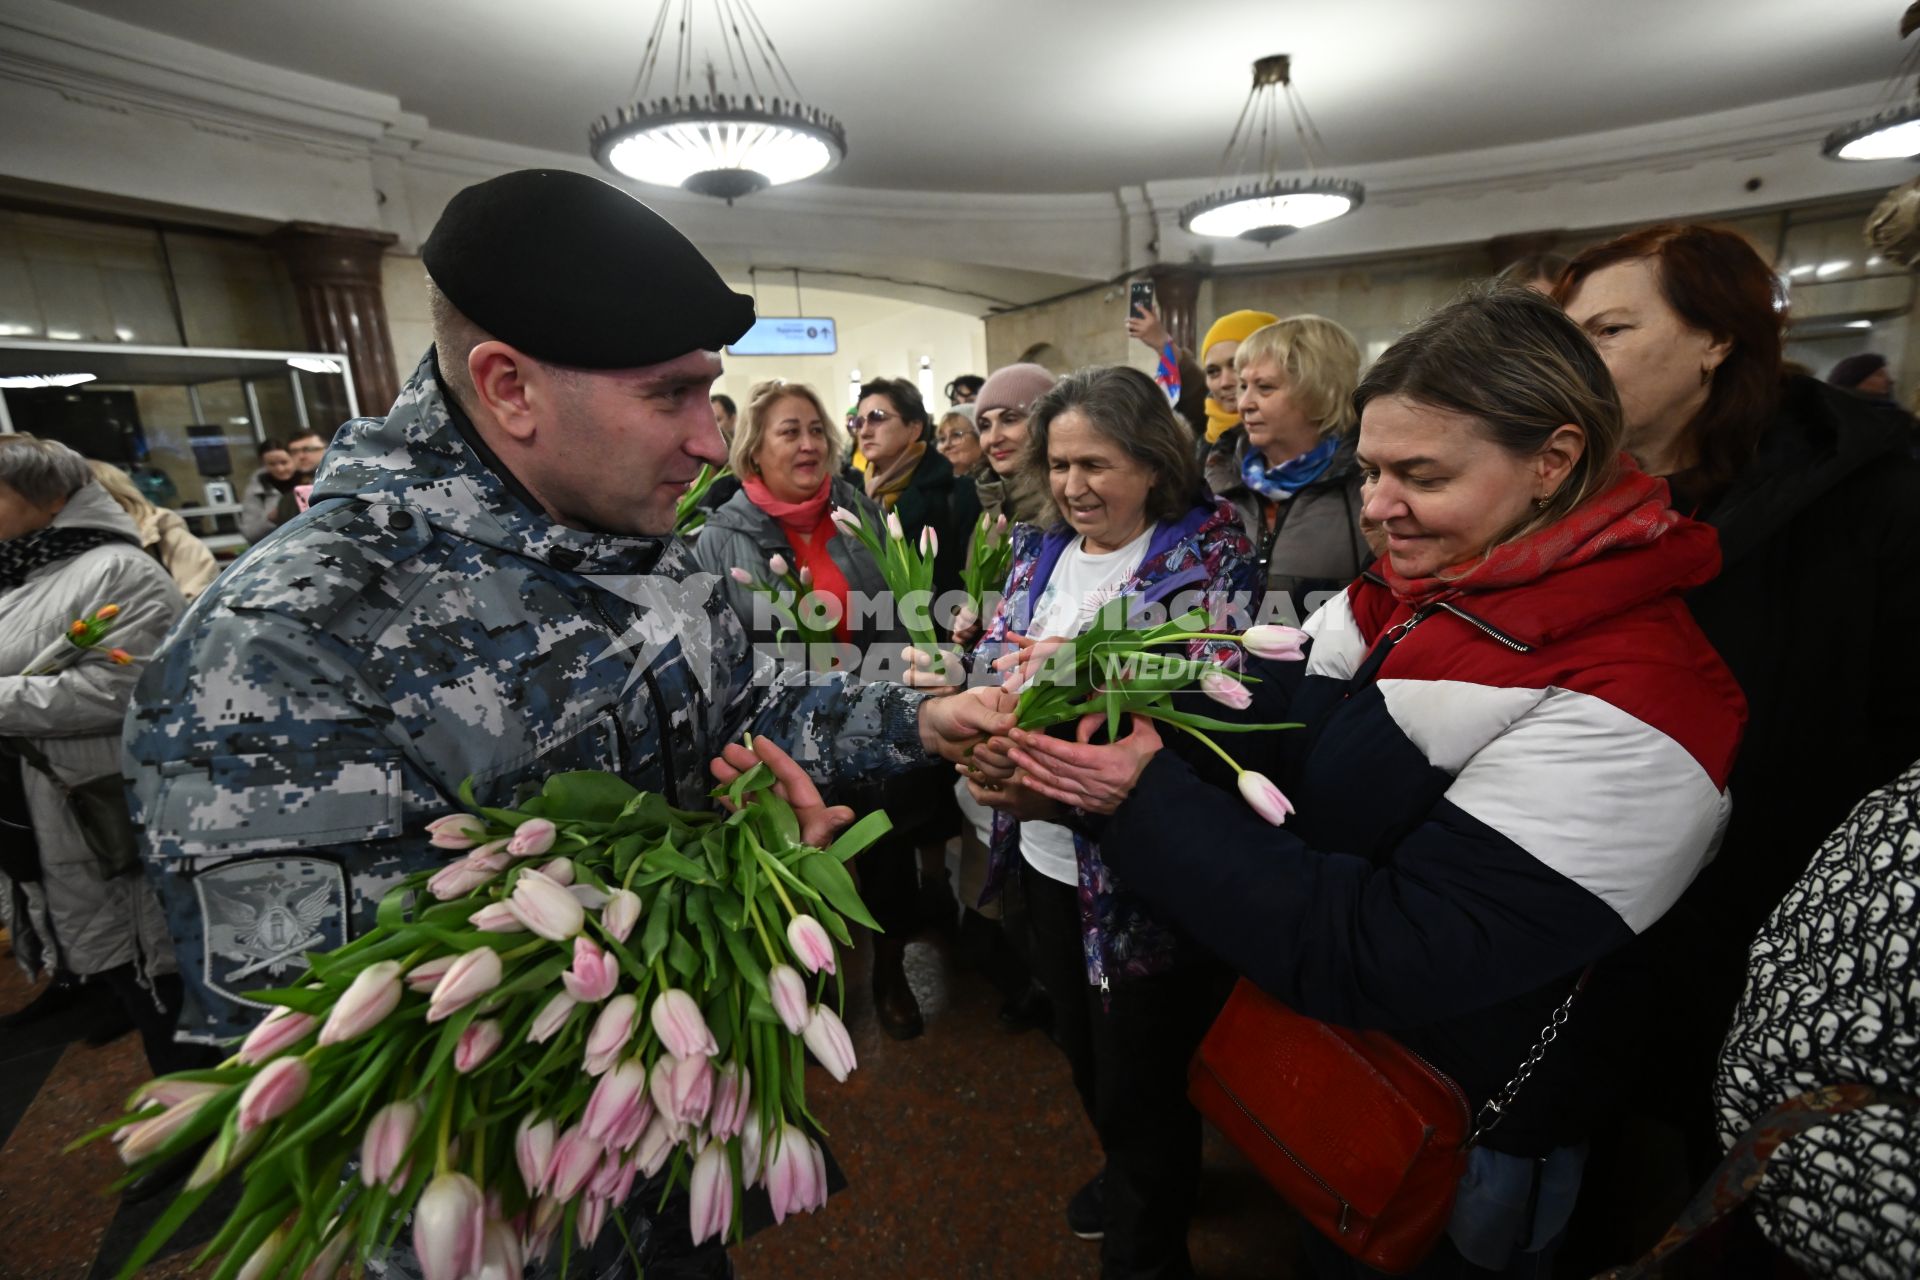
[126,351,932,1044]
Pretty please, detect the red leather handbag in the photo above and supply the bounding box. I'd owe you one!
[1189,976,1584,1274]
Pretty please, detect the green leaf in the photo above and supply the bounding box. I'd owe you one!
[756,791,802,851]
[646,842,713,884]
[541,772,640,822]
[796,853,880,931]
[719,921,769,997]
[683,887,720,983]
[641,880,679,965]
[666,931,699,980]
[823,809,894,863]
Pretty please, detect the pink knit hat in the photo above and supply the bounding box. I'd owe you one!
[975,363,1058,417]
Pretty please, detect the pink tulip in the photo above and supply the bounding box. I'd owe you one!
[798,565,813,586]
[427,856,498,901]
[301,1223,352,1280]
[466,841,512,870]
[469,901,525,933]
[576,1195,610,1249]
[806,1137,829,1211]
[606,1086,654,1152]
[237,1056,309,1133]
[1199,670,1253,711]
[740,1112,765,1188]
[236,1004,315,1065]
[425,813,488,849]
[708,1062,751,1141]
[236,1224,288,1280]
[769,553,790,578]
[527,991,577,1044]
[522,1197,562,1266]
[1240,624,1310,662]
[601,889,641,943]
[507,868,585,942]
[764,1124,820,1223]
[996,513,1009,533]
[919,525,937,558]
[688,1143,733,1245]
[650,988,718,1058]
[130,1078,222,1110]
[359,1100,418,1190]
[514,1113,556,1195]
[582,993,638,1075]
[570,882,611,910]
[405,954,457,993]
[786,914,836,975]
[649,1052,713,1134]
[560,936,620,1003]
[729,566,752,584]
[427,946,503,1023]
[1237,769,1295,825]
[633,1112,675,1177]
[830,506,864,537]
[116,1092,212,1163]
[472,1219,523,1280]
[413,1171,485,1280]
[546,1124,604,1199]
[767,963,810,1035]
[507,818,557,858]
[318,960,403,1046]
[583,1060,649,1143]
[886,511,904,540]
[454,1018,503,1072]
[802,1004,857,1083]
[536,857,574,886]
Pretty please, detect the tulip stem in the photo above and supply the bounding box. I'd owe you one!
[433,1084,453,1175]
[746,898,779,964]
[754,848,799,918]
[1156,720,1244,776]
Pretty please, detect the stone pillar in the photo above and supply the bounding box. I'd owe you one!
[1147,266,1203,355]
[270,222,401,425]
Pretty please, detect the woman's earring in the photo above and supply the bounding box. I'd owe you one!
[1535,494,1552,510]
[1700,366,1713,386]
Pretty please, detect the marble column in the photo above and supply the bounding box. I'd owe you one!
[270,222,400,425]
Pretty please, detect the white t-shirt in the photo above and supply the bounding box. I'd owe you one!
[1020,527,1154,885]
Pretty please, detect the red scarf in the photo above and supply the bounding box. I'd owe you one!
[1379,459,1681,607]
[743,474,852,641]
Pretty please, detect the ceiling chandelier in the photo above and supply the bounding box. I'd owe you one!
[1180,54,1363,245]
[1824,5,1920,161]
[591,0,847,202]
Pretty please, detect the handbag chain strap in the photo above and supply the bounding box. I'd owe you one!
[1468,966,1591,1147]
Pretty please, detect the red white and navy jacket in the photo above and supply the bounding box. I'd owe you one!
[1099,514,1746,1154]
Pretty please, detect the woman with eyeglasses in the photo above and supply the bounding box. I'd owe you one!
[853,377,977,596]
[934,404,985,479]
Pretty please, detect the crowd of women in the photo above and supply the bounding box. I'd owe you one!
[2,216,1916,1278]
[678,219,1919,1278]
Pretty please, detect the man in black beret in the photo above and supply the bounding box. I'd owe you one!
[125,169,1016,1278]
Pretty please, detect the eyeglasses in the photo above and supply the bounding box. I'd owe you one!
[853,409,898,428]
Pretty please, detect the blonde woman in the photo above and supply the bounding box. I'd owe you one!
[88,460,220,600]
[1206,316,1372,614]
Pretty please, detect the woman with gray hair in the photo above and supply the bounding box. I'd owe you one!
[0,435,188,1075]
[968,364,1257,1275]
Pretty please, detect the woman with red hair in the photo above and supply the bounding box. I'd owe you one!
[1556,225,1920,1242]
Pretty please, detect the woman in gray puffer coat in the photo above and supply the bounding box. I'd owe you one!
[0,435,185,1073]
[1204,316,1373,622]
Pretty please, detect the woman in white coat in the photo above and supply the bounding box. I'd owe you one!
[0,435,186,1073]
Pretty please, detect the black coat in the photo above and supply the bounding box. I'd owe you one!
[1622,375,1920,1126]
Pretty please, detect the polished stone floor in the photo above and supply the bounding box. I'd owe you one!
[0,925,1298,1279]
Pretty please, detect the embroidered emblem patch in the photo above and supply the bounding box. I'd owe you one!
[195,856,348,1001]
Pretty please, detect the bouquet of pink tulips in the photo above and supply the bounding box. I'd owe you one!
[728,553,839,658]
[82,755,889,1280]
[1009,600,1308,825]
[828,504,942,654]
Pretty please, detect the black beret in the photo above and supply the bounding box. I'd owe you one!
[421,169,755,369]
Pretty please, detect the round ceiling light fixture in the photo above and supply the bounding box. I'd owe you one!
[1180,55,1364,245]
[1824,101,1920,162]
[591,0,845,202]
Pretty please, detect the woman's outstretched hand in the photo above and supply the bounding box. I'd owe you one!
[1005,713,1164,815]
